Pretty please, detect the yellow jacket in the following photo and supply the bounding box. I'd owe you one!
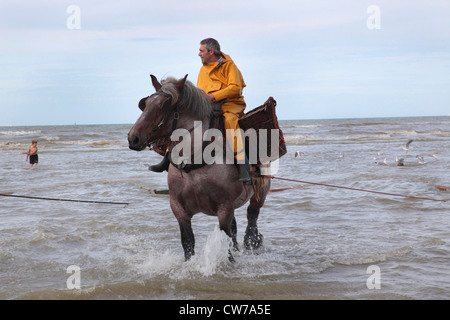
[197,53,246,108]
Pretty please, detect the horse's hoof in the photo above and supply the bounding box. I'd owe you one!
[228,250,236,263]
[184,250,195,261]
[244,232,264,251]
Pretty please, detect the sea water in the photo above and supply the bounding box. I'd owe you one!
[1,116,449,299]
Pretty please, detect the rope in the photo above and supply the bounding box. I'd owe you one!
[0,193,129,205]
[264,175,447,203]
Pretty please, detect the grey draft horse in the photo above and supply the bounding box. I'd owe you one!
[128,74,271,261]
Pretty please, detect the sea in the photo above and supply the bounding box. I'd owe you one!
[1,116,449,300]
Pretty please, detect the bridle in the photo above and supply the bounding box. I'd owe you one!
[151,91,178,131]
[140,89,226,172]
[142,90,180,147]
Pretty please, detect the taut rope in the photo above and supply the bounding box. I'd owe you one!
[0,193,129,205]
[264,175,447,203]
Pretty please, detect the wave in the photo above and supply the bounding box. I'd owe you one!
[430,130,450,137]
[335,122,387,127]
[387,129,419,137]
[0,130,42,136]
[0,139,126,151]
[289,124,322,129]
[284,134,308,144]
[53,140,113,147]
[45,139,125,148]
[283,128,449,145]
[334,237,446,267]
[0,141,28,150]
[38,135,60,141]
[56,139,127,148]
[284,133,392,145]
[335,245,414,266]
[15,280,186,300]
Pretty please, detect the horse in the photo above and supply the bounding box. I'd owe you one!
[128,74,271,261]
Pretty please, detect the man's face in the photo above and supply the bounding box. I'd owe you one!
[199,44,216,65]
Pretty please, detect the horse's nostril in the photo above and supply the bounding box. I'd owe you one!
[128,134,139,149]
[128,132,148,151]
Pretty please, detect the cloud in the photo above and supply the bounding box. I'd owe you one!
[1,0,450,125]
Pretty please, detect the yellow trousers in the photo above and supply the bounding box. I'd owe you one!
[223,104,245,162]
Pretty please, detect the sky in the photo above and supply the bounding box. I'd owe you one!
[0,0,449,126]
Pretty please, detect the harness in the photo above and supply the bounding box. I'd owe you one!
[149,91,179,135]
[147,90,225,173]
[169,102,225,173]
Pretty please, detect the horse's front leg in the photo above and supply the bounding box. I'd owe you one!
[218,208,239,262]
[171,199,195,261]
[178,219,195,261]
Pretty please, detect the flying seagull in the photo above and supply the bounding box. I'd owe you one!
[402,139,414,153]
[416,153,438,164]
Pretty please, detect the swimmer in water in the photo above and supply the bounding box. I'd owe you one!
[22,140,38,167]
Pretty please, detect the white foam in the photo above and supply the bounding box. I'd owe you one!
[0,130,41,136]
[193,226,231,276]
[139,226,232,278]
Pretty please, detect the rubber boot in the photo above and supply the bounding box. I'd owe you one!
[236,163,251,184]
[148,152,170,172]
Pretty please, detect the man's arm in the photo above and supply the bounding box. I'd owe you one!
[211,64,244,102]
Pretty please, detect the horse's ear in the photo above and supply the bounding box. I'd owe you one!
[150,74,162,91]
[138,97,147,111]
[175,74,188,91]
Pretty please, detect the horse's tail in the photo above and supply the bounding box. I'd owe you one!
[250,165,271,205]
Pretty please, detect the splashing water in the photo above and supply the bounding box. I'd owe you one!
[194,226,232,276]
[139,226,232,279]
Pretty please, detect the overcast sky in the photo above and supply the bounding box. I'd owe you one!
[1,0,449,126]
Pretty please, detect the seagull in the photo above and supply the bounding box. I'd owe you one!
[402,139,414,153]
[373,152,387,165]
[294,151,304,158]
[374,157,387,165]
[416,153,438,164]
[396,156,405,166]
[416,156,425,164]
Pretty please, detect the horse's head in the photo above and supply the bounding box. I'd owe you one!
[128,74,187,151]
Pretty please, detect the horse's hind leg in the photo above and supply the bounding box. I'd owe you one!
[244,176,270,251]
[244,202,264,250]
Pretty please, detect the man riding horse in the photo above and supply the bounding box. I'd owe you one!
[147,38,251,183]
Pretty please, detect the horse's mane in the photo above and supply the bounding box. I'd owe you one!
[160,77,212,119]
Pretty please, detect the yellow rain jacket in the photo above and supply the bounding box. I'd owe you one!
[197,52,246,111]
[197,53,247,159]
